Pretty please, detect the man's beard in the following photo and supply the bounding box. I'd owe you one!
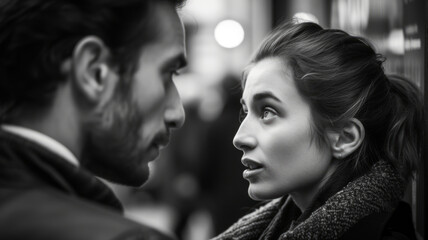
[80,92,150,187]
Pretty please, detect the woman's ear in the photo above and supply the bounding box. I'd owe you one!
[326,118,365,159]
[69,36,113,103]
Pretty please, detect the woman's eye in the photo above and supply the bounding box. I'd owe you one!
[261,107,276,120]
[239,108,247,123]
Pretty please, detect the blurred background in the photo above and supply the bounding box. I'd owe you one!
[106,0,427,239]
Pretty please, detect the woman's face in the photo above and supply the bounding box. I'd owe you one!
[234,57,335,206]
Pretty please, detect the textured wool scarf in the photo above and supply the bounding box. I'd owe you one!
[212,160,405,240]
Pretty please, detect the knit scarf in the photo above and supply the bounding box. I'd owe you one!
[212,160,405,240]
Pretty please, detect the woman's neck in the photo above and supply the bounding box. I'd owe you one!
[290,160,340,212]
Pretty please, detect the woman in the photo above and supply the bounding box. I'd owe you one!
[213,20,423,240]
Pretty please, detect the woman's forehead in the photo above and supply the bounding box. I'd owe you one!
[242,58,295,102]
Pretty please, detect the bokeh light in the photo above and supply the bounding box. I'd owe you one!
[214,20,245,48]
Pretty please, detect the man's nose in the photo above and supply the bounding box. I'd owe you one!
[165,101,185,129]
[165,85,185,129]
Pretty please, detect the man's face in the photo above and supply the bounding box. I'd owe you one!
[82,2,186,186]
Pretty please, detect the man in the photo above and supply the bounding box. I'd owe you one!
[0,0,186,239]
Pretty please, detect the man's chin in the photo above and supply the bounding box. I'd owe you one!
[112,164,150,187]
[87,162,151,188]
[148,145,161,162]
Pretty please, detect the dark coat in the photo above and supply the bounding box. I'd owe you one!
[212,160,417,240]
[0,130,174,240]
[340,201,417,240]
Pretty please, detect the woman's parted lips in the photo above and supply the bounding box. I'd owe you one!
[241,157,263,170]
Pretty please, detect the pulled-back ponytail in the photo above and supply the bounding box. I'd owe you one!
[385,75,424,180]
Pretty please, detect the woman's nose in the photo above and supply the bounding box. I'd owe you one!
[233,124,257,152]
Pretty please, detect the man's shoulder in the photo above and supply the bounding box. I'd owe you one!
[0,187,175,240]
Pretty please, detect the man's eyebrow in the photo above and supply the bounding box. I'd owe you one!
[163,53,187,70]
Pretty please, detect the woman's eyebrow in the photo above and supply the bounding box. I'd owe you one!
[240,91,282,107]
[252,91,282,103]
[239,91,282,106]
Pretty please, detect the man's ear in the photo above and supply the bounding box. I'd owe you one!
[68,36,112,103]
[326,118,365,159]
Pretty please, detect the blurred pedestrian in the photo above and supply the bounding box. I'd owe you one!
[200,74,257,235]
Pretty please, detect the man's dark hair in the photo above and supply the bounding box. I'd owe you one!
[0,0,186,118]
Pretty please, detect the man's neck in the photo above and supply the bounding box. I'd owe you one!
[10,83,82,161]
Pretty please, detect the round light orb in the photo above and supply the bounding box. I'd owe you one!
[214,19,245,49]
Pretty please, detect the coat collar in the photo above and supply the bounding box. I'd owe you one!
[282,160,405,239]
[0,129,123,212]
[213,160,406,240]
[1,124,79,166]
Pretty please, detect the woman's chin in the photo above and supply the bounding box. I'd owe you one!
[248,186,279,201]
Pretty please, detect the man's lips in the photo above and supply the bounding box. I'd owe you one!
[153,132,170,149]
[146,132,171,162]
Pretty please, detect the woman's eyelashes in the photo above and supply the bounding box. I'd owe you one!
[239,105,278,123]
[261,106,277,121]
[239,107,247,123]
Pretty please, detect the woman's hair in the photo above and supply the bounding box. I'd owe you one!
[243,20,424,186]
